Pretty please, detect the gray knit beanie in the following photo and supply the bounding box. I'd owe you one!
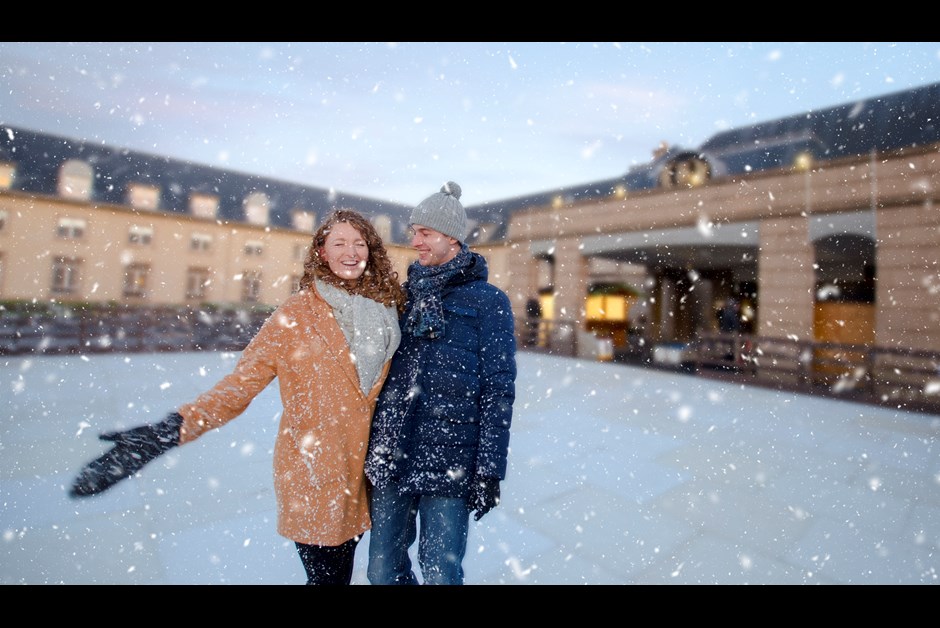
[409,181,467,242]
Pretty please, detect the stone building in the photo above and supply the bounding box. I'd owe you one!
[0,126,417,308]
[492,81,940,358]
[2,81,940,364]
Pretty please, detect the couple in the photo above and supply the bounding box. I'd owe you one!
[68,182,518,586]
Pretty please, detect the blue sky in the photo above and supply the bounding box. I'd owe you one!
[2,42,939,206]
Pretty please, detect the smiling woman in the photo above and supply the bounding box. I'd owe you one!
[68,208,407,585]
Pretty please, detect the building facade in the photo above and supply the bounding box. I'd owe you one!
[0,127,424,309]
[494,82,940,356]
[3,82,940,362]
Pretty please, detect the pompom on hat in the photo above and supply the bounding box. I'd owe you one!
[409,181,467,242]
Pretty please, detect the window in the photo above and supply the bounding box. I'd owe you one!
[293,243,308,261]
[51,257,81,294]
[191,233,212,252]
[57,217,86,239]
[128,225,154,245]
[373,214,392,242]
[290,274,302,294]
[123,263,150,298]
[0,210,6,232]
[244,240,264,256]
[242,270,262,302]
[189,193,219,219]
[244,191,271,225]
[127,183,160,210]
[58,160,93,200]
[185,267,211,300]
[291,209,315,232]
[0,162,14,190]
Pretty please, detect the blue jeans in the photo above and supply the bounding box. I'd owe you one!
[367,483,470,585]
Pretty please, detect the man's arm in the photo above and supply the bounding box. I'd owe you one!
[474,287,517,480]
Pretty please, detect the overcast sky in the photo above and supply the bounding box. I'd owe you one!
[2,42,939,206]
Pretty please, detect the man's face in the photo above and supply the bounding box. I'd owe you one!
[410,224,459,266]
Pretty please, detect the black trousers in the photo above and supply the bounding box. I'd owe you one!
[295,536,360,585]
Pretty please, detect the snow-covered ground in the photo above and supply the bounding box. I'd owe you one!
[2,350,938,584]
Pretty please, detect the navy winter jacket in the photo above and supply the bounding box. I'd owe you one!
[365,251,517,498]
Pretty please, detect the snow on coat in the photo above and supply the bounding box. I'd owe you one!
[365,251,517,498]
[177,285,395,546]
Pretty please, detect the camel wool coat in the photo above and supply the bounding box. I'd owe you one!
[177,285,396,546]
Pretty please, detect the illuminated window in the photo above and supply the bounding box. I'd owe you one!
[0,163,14,190]
[128,225,154,245]
[51,257,81,294]
[123,263,150,298]
[56,217,86,239]
[186,267,211,300]
[242,270,262,302]
[585,294,628,321]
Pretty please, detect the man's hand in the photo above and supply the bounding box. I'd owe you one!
[468,476,500,521]
[69,412,183,498]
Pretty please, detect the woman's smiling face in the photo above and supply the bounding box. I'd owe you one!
[319,221,369,280]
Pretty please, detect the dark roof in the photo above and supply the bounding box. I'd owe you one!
[4,81,940,245]
[463,81,940,236]
[0,125,415,241]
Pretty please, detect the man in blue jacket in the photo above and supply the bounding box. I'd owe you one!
[365,181,517,585]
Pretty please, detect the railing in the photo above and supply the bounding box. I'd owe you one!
[0,305,272,356]
[516,318,940,415]
[691,332,940,415]
[4,310,939,415]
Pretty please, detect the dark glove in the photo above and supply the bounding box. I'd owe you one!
[468,476,501,521]
[69,412,183,498]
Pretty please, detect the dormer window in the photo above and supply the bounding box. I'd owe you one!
[58,160,93,200]
[244,192,270,226]
[291,209,315,232]
[190,192,219,219]
[127,183,160,210]
[373,214,392,242]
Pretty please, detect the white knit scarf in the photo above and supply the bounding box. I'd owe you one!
[315,279,401,394]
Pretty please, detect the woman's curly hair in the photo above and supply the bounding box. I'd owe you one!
[298,209,406,312]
